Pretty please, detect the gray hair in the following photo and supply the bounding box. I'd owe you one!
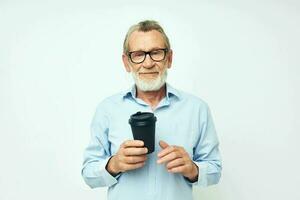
[123,20,171,54]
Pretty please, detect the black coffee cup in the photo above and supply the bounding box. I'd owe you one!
[129,111,157,154]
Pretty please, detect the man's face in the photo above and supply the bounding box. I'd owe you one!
[122,30,173,91]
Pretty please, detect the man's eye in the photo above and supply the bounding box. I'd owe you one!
[151,50,163,56]
[133,52,144,57]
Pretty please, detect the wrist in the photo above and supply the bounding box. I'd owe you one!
[106,156,121,176]
[185,163,199,182]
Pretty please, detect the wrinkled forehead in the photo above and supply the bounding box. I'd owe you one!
[128,30,166,52]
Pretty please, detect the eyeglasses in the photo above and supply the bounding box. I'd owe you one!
[128,48,168,64]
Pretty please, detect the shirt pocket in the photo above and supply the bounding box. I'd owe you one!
[108,124,133,155]
[158,122,195,157]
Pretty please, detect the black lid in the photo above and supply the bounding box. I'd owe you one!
[129,111,157,126]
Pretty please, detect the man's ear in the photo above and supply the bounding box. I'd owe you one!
[167,49,173,69]
[122,54,131,72]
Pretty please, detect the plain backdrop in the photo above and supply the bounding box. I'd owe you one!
[1,0,299,199]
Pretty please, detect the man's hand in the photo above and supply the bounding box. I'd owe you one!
[106,140,148,175]
[157,140,199,182]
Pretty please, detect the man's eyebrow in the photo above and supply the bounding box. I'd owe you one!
[130,47,166,52]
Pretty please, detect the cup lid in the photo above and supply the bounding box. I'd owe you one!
[129,111,157,126]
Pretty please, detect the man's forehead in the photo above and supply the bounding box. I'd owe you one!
[128,30,165,51]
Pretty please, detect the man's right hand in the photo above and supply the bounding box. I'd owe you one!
[106,140,148,175]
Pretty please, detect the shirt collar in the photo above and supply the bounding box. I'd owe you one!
[122,83,181,100]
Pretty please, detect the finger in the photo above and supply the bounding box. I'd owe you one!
[159,140,169,149]
[166,157,185,169]
[123,147,148,156]
[168,165,186,173]
[121,161,146,171]
[121,140,144,148]
[124,155,147,164]
[157,145,176,158]
[157,151,181,164]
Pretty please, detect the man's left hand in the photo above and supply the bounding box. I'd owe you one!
[157,140,199,182]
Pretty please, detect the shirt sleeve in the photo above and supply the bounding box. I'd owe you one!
[81,103,120,188]
[185,103,222,187]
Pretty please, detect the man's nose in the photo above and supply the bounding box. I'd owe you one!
[142,54,154,68]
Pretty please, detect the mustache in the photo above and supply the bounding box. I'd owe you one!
[138,71,159,74]
[136,66,159,73]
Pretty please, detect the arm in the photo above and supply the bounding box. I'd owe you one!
[81,104,148,188]
[156,104,221,186]
[81,104,119,188]
[188,104,222,187]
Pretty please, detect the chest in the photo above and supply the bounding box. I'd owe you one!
[107,108,199,157]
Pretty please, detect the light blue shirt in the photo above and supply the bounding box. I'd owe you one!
[81,83,222,200]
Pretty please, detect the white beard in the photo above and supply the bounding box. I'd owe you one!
[131,70,168,92]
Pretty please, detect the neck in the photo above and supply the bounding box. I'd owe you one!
[136,84,166,110]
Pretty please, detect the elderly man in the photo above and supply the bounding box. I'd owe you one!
[81,20,222,200]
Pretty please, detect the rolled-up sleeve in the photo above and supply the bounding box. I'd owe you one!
[81,103,120,188]
[186,104,222,187]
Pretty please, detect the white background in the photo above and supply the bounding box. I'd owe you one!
[1,0,299,199]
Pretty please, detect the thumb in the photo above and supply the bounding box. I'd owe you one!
[159,140,169,149]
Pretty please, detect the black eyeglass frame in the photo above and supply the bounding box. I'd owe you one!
[127,48,169,64]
